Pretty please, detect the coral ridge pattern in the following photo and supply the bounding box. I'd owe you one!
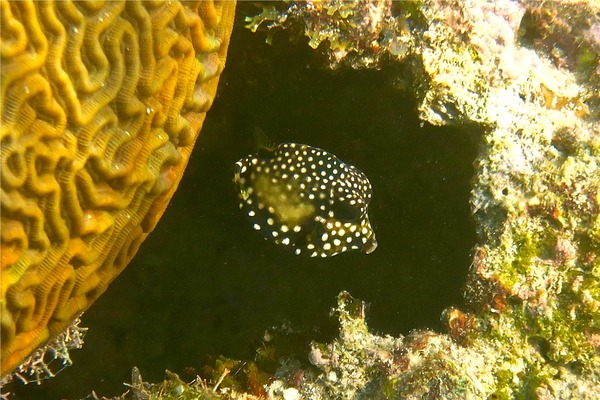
[0,0,235,378]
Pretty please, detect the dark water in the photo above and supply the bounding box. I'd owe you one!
[11,6,478,399]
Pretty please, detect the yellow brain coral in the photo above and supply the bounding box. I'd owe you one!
[0,0,235,377]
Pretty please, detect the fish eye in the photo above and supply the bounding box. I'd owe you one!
[330,199,362,222]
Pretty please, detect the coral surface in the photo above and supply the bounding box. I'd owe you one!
[245,0,416,70]
[0,0,235,379]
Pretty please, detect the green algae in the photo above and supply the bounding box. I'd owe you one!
[117,368,233,400]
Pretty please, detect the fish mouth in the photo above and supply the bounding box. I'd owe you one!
[364,236,378,254]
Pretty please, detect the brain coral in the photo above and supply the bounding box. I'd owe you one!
[0,0,235,378]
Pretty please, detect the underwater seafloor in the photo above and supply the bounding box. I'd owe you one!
[9,5,479,400]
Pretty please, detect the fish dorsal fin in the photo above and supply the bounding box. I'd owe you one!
[253,128,277,156]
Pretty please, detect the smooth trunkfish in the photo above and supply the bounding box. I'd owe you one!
[234,143,377,257]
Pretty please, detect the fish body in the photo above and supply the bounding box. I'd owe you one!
[234,143,377,257]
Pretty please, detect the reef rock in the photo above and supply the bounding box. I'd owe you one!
[243,0,600,398]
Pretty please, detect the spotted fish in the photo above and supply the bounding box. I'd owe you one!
[234,143,377,257]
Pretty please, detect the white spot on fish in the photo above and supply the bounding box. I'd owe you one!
[234,142,377,257]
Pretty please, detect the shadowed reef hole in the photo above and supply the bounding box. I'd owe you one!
[13,8,481,400]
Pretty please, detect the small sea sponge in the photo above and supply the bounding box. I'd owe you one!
[0,0,236,378]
